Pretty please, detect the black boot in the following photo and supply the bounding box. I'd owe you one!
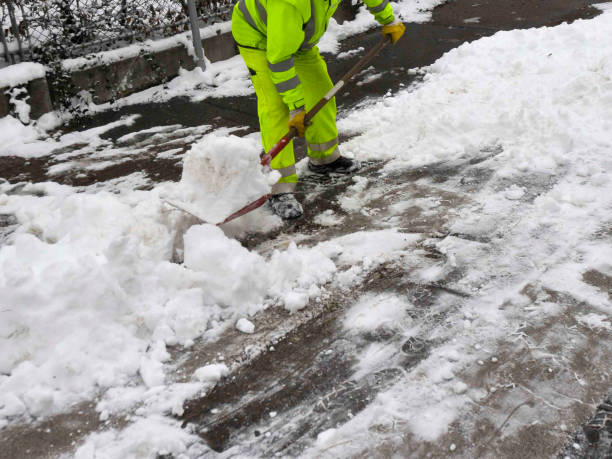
[308,155,361,174]
[268,193,303,220]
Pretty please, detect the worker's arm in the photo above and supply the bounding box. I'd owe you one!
[362,0,395,25]
[266,1,306,111]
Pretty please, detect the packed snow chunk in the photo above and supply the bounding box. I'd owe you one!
[193,363,229,383]
[314,209,345,226]
[172,133,279,224]
[183,224,267,306]
[236,318,255,334]
[283,290,310,312]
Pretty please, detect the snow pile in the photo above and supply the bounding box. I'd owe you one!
[183,224,268,302]
[0,182,328,428]
[166,133,278,223]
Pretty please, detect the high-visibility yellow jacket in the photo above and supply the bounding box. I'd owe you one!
[232,0,395,110]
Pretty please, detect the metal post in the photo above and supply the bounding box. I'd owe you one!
[6,0,25,61]
[187,0,206,71]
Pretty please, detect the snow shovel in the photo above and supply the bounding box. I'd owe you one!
[171,36,392,225]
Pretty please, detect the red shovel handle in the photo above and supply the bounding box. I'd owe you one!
[219,193,271,225]
[260,129,297,167]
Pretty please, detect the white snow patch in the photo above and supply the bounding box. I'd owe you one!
[503,184,526,200]
[0,62,45,88]
[344,293,411,333]
[352,342,398,380]
[576,313,611,331]
[72,415,206,459]
[314,209,345,226]
[0,114,138,158]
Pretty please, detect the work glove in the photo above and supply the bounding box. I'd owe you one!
[288,108,308,137]
[382,19,406,44]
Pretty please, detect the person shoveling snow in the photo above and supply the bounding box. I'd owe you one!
[231,0,406,219]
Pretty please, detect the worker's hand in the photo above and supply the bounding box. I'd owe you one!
[382,19,406,44]
[288,108,308,137]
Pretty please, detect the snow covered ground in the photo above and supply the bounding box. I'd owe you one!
[1,3,611,459]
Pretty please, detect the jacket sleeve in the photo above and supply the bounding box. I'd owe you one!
[266,0,306,111]
[362,0,395,24]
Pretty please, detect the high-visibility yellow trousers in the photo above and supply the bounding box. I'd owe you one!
[238,45,340,193]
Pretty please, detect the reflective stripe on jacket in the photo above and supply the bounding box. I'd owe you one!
[232,0,395,110]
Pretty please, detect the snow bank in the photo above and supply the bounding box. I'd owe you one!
[0,62,45,88]
[340,14,612,176]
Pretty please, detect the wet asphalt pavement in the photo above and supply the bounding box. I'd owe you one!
[0,0,610,458]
